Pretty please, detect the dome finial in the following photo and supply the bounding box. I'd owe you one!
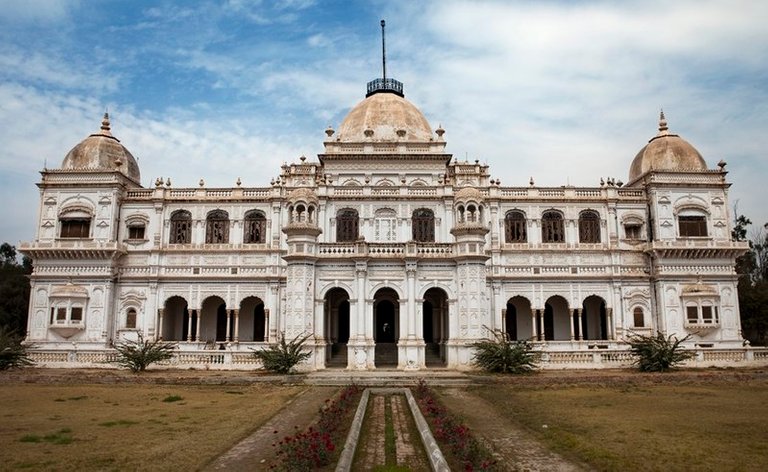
[658,108,668,135]
[100,111,113,136]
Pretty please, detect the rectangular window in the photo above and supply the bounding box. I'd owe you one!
[686,306,698,323]
[679,216,708,237]
[633,308,645,327]
[128,226,145,239]
[126,310,137,329]
[70,307,83,322]
[625,224,642,240]
[60,219,91,238]
[56,307,67,322]
[701,306,713,323]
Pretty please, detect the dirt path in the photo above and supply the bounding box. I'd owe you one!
[440,388,585,472]
[204,386,337,471]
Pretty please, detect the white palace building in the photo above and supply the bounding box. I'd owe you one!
[21,66,764,370]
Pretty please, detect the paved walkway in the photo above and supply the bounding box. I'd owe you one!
[205,386,338,471]
[439,388,585,472]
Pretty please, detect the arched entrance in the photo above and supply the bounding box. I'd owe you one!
[324,288,350,367]
[505,296,533,341]
[423,288,449,366]
[162,296,189,341]
[373,288,399,367]
[200,296,228,346]
[543,295,570,341]
[239,296,267,342]
[582,295,608,340]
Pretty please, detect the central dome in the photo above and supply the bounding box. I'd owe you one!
[337,92,434,142]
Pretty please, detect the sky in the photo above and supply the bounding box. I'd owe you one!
[1,0,766,245]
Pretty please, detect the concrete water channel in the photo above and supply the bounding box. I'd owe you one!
[336,388,448,472]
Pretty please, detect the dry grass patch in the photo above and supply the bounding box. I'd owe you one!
[476,377,768,471]
[0,383,301,471]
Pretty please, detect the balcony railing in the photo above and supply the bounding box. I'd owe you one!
[366,78,404,97]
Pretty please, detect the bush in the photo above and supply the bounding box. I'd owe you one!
[470,328,537,374]
[113,332,175,373]
[0,326,34,370]
[253,332,312,374]
[627,331,695,372]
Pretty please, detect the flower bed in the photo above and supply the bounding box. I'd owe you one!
[414,380,498,471]
[271,384,362,471]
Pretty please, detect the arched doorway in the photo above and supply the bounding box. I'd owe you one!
[423,288,449,366]
[324,288,350,367]
[239,297,266,342]
[506,296,533,341]
[200,296,228,345]
[582,295,608,340]
[162,296,189,341]
[373,288,399,367]
[543,295,570,341]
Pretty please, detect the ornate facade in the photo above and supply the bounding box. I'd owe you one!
[21,73,754,370]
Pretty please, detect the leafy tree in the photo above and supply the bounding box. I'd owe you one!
[113,332,176,372]
[627,331,694,372]
[470,328,538,374]
[0,243,32,337]
[252,332,312,374]
[733,215,768,345]
[0,325,34,370]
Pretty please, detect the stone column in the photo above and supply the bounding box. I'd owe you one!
[264,309,270,342]
[531,309,538,340]
[233,309,240,342]
[186,310,195,342]
[195,309,202,342]
[577,308,584,341]
[225,310,232,342]
[157,309,164,340]
[501,308,507,336]
[406,264,417,339]
[537,309,545,341]
[570,309,577,341]
[606,307,614,340]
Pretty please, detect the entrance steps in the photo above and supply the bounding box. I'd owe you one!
[305,369,474,387]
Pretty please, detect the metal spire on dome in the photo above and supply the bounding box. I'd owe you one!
[366,19,404,98]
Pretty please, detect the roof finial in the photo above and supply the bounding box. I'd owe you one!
[381,19,387,81]
[658,108,668,134]
[101,112,111,132]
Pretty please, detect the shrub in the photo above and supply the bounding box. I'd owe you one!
[0,326,34,370]
[113,332,175,373]
[253,332,311,374]
[627,331,695,372]
[470,328,537,374]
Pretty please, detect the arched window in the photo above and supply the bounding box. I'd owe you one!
[578,210,601,243]
[504,210,527,243]
[412,208,435,242]
[244,210,266,244]
[206,210,229,244]
[336,209,359,242]
[541,211,565,243]
[633,307,644,328]
[170,210,192,244]
[126,309,137,329]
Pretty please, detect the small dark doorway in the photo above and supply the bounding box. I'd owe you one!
[215,304,228,342]
[544,303,555,341]
[253,303,266,342]
[423,301,434,343]
[338,300,350,343]
[376,300,396,343]
[505,304,518,341]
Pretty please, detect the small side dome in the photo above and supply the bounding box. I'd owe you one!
[337,93,433,143]
[61,113,141,183]
[455,187,484,203]
[287,187,318,204]
[628,111,707,182]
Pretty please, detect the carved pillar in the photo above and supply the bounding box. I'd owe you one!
[406,263,417,340]
[531,309,538,340]
[233,309,240,342]
[577,308,584,341]
[264,309,270,342]
[501,308,507,336]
